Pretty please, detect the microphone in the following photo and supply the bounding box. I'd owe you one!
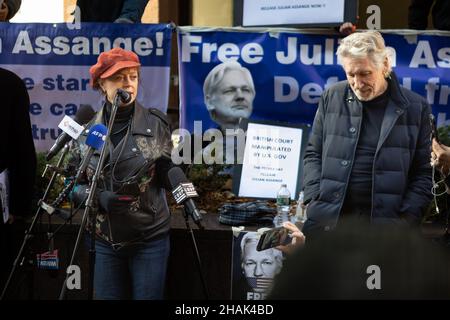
[78,123,108,173]
[46,124,108,211]
[116,88,131,104]
[46,104,96,161]
[168,167,203,226]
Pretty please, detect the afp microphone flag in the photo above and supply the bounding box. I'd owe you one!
[177,27,450,132]
[0,23,173,152]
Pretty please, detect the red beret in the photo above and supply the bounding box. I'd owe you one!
[89,48,141,88]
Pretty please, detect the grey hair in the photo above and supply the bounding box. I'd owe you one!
[336,31,392,75]
[203,61,255,99]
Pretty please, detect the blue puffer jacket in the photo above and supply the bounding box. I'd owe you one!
[303,72,432,232]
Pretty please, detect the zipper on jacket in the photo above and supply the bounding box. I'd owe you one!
[336,94,363,225]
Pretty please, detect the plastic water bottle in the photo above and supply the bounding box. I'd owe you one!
[295,191,307,224]
[274,184,291,227]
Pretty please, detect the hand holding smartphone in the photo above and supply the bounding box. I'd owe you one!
[256,227,292,251]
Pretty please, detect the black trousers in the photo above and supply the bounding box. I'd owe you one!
[339,203,371,225]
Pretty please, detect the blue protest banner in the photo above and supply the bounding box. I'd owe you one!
[178,27,450,132]
[0,22,173,151]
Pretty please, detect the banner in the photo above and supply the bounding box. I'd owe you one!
[0,22,173,152]
[178,27,450,133]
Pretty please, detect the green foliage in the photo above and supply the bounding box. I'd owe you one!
[186,164,232,194]
[438,125,450,146]
[33,152,68,208]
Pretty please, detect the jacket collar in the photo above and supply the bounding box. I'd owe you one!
[344,72,408,153]
[386,72,409,109]
[377,72,408,151]
[345,71,408,109]
[130,102,154,137]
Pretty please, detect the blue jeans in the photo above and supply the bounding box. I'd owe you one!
[93,234,170,300]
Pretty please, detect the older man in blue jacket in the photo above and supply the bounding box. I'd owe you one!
[302,31,432,236]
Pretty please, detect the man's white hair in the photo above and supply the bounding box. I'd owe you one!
[336,31,392,75]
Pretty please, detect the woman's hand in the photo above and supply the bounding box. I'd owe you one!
[276,221,306,255]
[431,139,450,176]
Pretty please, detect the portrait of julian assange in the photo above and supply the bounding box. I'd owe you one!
[203,61,256,131]
[232,232,284,300]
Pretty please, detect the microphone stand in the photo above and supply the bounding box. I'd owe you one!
[1,144,70,300]
[181,208,210,299]
[58,94,120,300]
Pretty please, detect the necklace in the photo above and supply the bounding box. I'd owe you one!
[111,119,131,136]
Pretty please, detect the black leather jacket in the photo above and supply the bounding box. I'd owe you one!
[72,102,173,249]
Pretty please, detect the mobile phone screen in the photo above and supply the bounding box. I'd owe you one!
[430,114,440,143]
[257,227,291,251]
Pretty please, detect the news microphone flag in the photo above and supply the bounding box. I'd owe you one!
[58,115,84,140]
[86,123,107,150]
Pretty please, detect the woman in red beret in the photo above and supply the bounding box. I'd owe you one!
[73,47,173,300]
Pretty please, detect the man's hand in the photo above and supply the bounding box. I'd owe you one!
[0,2,9,21]
[431,139,450,176]
[339,22,356,36]
[276,221,306,255]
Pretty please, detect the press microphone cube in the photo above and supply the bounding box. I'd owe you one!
[168,167,203,224]
[172,182,199,204]
[86,124,107,150]
[45,104,96,161]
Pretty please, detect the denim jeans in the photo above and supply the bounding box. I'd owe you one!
[93,234,170,300]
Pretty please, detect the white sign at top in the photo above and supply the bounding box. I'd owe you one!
[238,122,303,199]
[10,0,64,23]
[243,0,345,27]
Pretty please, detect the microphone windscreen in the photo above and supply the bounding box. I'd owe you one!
[117,89,131,104]
[86,123,107,150]
[168,167,189,188]
[74,104,96,125]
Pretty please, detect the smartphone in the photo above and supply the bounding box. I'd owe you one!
[256,227,292,251]
[430,114,440,143]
